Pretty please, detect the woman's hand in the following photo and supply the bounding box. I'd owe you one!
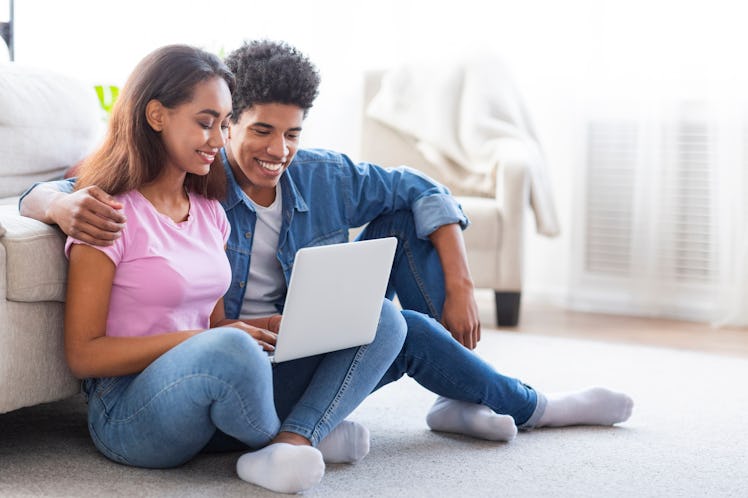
[264,314,283,334]
[210,300,279,352]
[216,321,278,352]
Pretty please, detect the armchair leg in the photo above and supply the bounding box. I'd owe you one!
[494,291,521,327]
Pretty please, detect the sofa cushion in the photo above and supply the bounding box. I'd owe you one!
[0,205,67,302]
[0,62,104,198]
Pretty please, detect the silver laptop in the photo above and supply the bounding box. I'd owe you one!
[268,237,398,363]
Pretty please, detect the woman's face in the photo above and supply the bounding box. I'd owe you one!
[156,76,233,178]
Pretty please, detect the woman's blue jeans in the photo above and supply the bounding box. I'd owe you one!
[84,300,405,468]
[360,210,545,427]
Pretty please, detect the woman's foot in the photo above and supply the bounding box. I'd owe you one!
[236,442,324,494]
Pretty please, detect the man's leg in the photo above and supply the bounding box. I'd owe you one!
[272,299,406,458]
[203,303,405,463]
[376,311,633,439]
[376,311,538,427]
[363,211,633,439]
[357,210,445,319]
[359,211,521,440]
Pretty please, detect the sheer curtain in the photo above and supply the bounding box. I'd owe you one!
[718,102,748,326]
[565,1,748,325]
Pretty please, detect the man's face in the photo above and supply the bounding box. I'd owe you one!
[226,102,304,206]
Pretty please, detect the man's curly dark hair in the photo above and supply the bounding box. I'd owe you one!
[224,39,321,122]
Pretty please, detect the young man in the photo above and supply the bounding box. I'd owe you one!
[21,40,633,449]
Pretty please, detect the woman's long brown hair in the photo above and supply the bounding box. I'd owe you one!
[76,45,235,199]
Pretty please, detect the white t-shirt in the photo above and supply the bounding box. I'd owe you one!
[240,183,286,319]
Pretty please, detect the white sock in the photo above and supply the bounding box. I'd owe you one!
[426,397,518,442]
[236,443,325,494]
[537,387,634,427]
[316,420,370,464]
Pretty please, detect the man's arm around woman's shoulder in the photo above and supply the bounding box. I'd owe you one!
[19,178,125,246]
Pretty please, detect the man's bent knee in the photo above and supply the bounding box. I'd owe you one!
[376,299,407,346]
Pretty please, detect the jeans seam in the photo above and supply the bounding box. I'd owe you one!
[361,211,441,319]
[393,229,439,319]
[88,410,131,465]
[96,377,121,399]
[313,345,362,443]
[282,345,367,445]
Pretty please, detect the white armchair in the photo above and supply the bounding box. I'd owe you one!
[359,57,559,326]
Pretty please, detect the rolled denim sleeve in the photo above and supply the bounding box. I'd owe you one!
[412,192,469,239]
[342,157,470,239]
[18,178,76,210]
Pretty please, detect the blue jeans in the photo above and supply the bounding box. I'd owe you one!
[271,298,405,442]
[360,211,545,427]
[85,303,405,467]
[358,210,447,319]
[84,328,279,468]
[375,311,543,427]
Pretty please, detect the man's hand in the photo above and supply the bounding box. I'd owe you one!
[441,286,481,350]
[428,223,481,349]
[220,321,278,352]
[48,186,126,246]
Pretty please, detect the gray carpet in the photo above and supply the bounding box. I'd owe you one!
[1,330,747,497]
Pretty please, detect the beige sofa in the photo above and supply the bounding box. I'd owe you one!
[360,67,559,327]
[0,62,103,413]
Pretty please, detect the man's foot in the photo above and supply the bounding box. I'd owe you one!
[426,397,518,441]
[537,387,634,427]
[317,420,370,464]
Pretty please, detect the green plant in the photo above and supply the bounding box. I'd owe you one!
[94,84,119,115]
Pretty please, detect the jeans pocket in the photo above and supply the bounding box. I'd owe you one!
[91,375,133,414]
[81,378,94,401]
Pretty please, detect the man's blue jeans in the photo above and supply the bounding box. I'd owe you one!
[360,210,545,427]
[83,300,405,468]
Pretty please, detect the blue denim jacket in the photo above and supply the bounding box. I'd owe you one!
[220,148,468,319]
[19,148,468,319]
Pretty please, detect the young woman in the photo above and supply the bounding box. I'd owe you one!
[63,44,405,494]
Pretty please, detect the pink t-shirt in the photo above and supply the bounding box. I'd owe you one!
[65,190,231,337]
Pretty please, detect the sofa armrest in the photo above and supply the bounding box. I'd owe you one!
[0,205,67,303]
[0,204,78,414]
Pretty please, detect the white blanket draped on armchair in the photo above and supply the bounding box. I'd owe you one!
[366,53,560,237]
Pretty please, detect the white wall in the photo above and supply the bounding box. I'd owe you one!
[10,0,746,306]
